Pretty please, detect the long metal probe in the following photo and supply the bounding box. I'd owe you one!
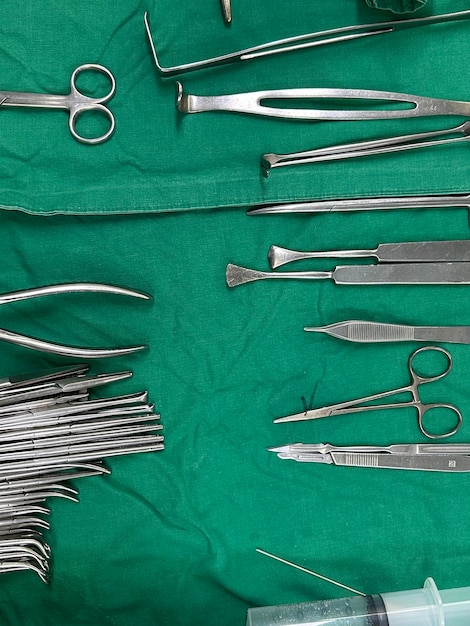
[256,548,366,596]
[248,193,470,216]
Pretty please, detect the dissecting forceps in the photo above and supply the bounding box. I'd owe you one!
[274,346,462,439]
[305,320,470,345]
[144,10,470,76]
[0,282,150,358]
[261,120,470,176]
[0,64,115,144]
[269,442,470,472]
[176,82,470,121]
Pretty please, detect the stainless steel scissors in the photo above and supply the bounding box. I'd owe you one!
[274,346,462,439]
[0,64,116,144]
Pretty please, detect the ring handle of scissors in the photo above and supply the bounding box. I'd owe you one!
[417,403,462,439]
[408,345,453,384]
[68,64,116,144]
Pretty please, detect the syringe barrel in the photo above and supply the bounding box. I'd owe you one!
[246,593,389,626]
[247,578,470,626]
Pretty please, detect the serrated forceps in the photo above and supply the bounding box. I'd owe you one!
[0,64,115,144]
[0,283,150,358]
[274,346,462,439]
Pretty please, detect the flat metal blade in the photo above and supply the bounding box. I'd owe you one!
[376,240,470,262]
[333,262,470,285]
[331,452,470,472]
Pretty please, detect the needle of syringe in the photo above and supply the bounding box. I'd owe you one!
[256,548,367,597]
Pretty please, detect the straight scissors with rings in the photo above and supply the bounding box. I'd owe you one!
[0,64,115,144]
[274,346,462,439]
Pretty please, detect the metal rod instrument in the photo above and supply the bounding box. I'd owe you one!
[0,282,150,358]
[270,442,470,472]
[176,82,470,121]
[220,0,232,24]
[273,346,461,440]
[268,240,470,269]
[305,320,470,344]
[261,120,470,176]
[227,262,470,288]
[144,10,470,76]
[248,192,470,216]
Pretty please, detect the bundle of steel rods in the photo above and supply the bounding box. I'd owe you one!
[0,364,163,582]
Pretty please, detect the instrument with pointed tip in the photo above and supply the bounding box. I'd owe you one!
[247,192,470,217]
[269,442,470,472]
[226,262,470,288]
[268,240,470,269]
[0,282,151,358]
[273,346,462,440]
[305,320,470,344]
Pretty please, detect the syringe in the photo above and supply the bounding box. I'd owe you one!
[247,577,470,626]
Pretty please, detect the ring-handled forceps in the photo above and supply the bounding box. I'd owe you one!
[0,64,115,144]
[274,346,462,439]
[144,10,470,76]
[0,282,150,358]
[261,120,470,176]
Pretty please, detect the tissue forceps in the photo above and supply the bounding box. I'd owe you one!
[274,346,462,439]
[0,283,150,358]
[261,120,470,176]
[0,64,115,144]
[144,10,470,76]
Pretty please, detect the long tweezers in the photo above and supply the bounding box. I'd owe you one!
[261,120,470,176]
[144,10,470,76]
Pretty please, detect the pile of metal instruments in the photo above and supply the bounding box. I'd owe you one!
[0,364,163,582]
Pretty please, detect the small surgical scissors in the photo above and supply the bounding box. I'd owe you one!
[0,64,116,144]
[274,346,462,439]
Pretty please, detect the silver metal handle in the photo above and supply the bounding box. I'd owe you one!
[177,84,470,120]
